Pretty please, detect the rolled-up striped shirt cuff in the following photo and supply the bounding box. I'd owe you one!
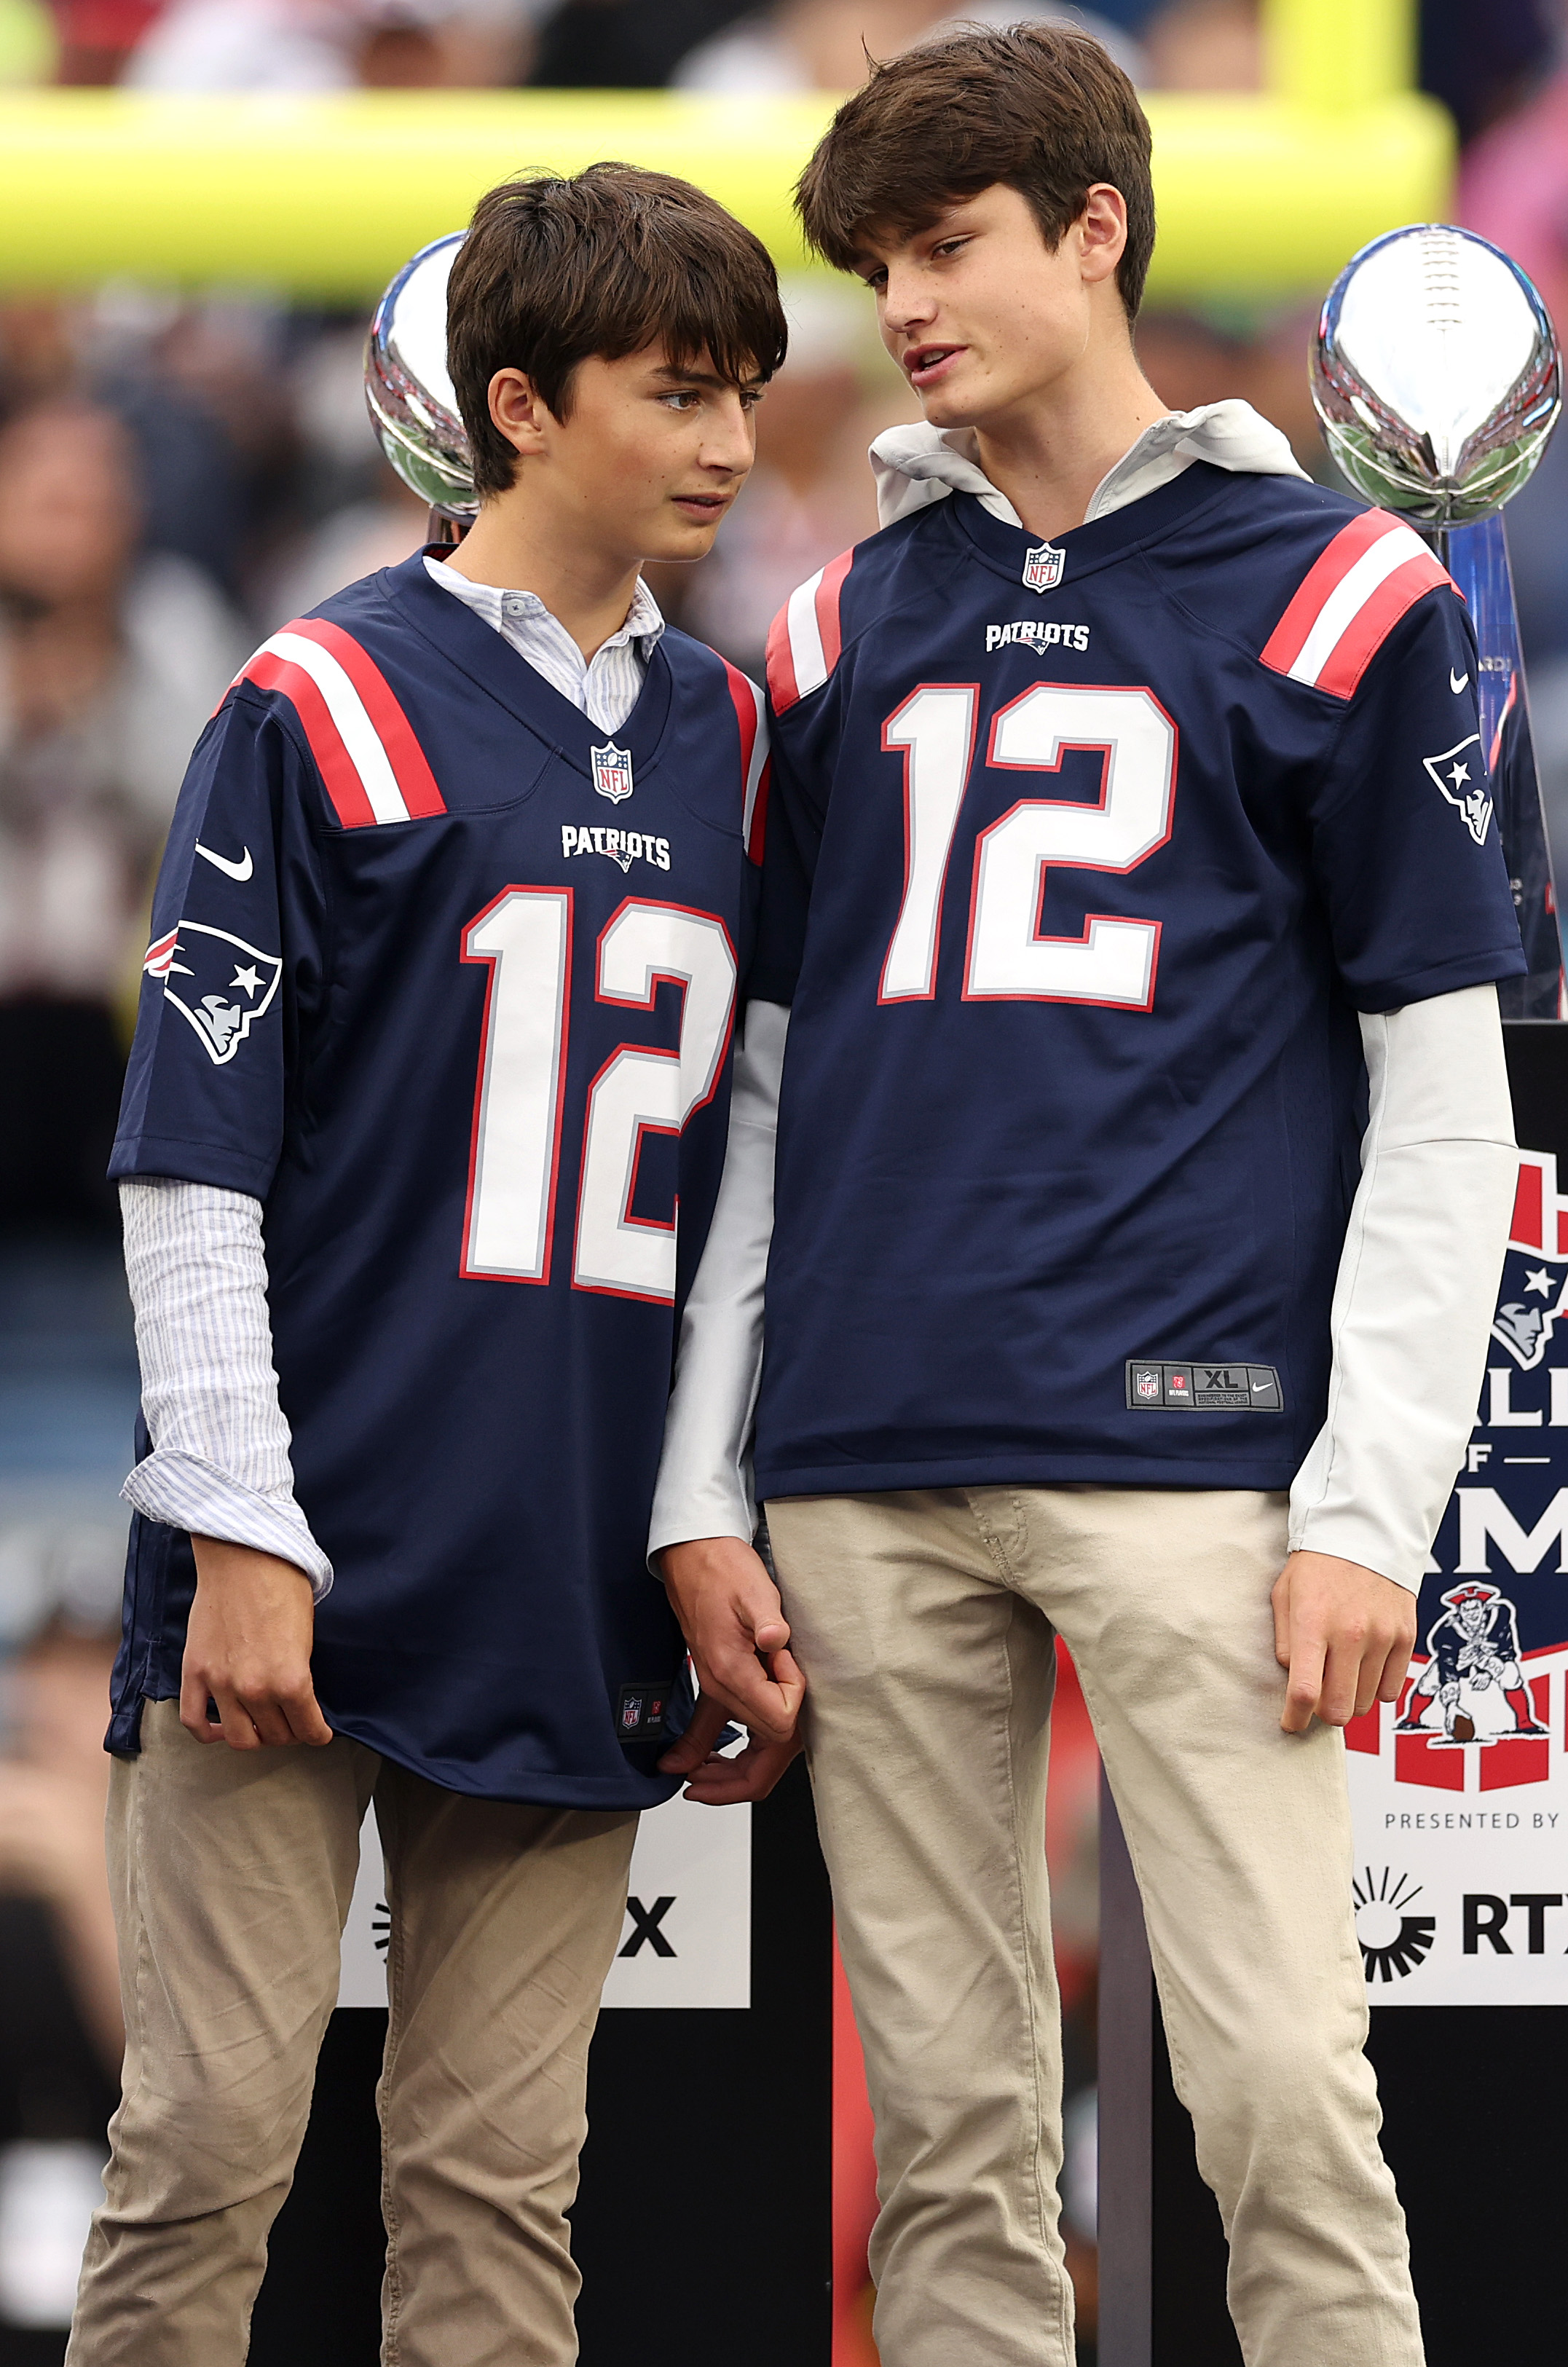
[122,1450,334,1599]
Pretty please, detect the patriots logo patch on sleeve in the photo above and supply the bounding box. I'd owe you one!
[1422,734,1493,845]
[144,922,283,1066]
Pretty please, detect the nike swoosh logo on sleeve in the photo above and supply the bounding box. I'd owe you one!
[1450,669,1470,694]
[195,842,254,881]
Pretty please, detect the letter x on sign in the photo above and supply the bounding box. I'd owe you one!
[618,1894,677,1958]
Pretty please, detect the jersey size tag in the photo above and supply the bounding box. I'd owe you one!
[1126,1360,1283,1411]
[616,1682,674,1741]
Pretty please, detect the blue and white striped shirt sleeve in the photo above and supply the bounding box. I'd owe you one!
[119,1177,333,1599]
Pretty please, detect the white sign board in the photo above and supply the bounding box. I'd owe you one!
[338,1790,751,2011]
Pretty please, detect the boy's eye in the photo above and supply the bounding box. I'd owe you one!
[932,237,968,260]
[863,268,888,293]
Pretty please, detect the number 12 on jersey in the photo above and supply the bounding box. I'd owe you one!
[880,680,1177,1009]
[461,889,736,1302]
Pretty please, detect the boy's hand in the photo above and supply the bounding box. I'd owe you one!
[658,1691,805,1803]
[1272,1550,1417,1735]
[657,1536,805,1748]
[181,1537,333,1750]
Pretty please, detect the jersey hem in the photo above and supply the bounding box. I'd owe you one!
[1352,944,1528,1015]
[323,1711,686,1808]
[757,1451,1302,1497]
[112,1685,682,1806]
[109,1133,277,1197]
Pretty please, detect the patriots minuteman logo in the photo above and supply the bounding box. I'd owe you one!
[591,741,634,803]
[1022,542,1065,594]
[143,921,283,1066]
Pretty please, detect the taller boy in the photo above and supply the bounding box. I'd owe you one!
[73,168,789,2367]
[656,28,1525,2367]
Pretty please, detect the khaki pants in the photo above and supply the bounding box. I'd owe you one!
[766,1486,1424,2367]
[68,1699,637,2367]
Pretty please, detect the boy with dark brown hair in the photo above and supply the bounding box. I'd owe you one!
[71,163,788,2367]
[655,25,1521,2366]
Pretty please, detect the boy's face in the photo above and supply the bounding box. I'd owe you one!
[491,344,762,564]
[856,183,1127,432]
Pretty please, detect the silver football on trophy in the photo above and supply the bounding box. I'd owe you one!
[1312,224,1561,527]
[364,230,478,521]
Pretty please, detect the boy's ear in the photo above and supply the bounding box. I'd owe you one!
[486,367,553,462]
[1078,184,1129,288]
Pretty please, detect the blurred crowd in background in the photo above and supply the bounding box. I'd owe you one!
[0,1,1564,2359]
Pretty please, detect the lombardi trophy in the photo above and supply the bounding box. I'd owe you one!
[1312,224,1564,1017]
[363,230,477,544]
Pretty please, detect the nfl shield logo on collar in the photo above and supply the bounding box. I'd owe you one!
[591,741,634,803]
[1022,542,1065,594]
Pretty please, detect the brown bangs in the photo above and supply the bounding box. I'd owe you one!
[795,23,1156,321]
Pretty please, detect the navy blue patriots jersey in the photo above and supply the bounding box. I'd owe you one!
[750,464,1526,1501]
[110,551,768,1805]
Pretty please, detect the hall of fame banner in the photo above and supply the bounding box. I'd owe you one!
[1346,1145,1568,2003]
[339,1790,751,2012]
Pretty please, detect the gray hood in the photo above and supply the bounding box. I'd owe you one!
[869,399,1309,532]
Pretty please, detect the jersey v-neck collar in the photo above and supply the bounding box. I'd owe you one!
[944,460,1235,591]
[379,548,675,781]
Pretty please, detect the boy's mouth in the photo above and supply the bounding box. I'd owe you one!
[904,343,966,388]
[671,491,732,521]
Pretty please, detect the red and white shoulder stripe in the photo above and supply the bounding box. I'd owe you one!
[143,926,181,981]
[232,618,446,828]
[1260,510,1453,701]
[719,659,771,864]
[765,548,854,716]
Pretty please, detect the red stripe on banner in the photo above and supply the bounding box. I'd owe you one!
[1259,509,1405,677]
[747,756,772,866]
[283,618,446,816]
[1478,1688,1549,1789]
[813,548,854,676]
[1343,1704,1382,1755]
[765,600,800,714]
[1312,546,1451,701]
[1511,1159,1543,1252]
[243,647,379,827]
[1395,1730,1465,1790]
